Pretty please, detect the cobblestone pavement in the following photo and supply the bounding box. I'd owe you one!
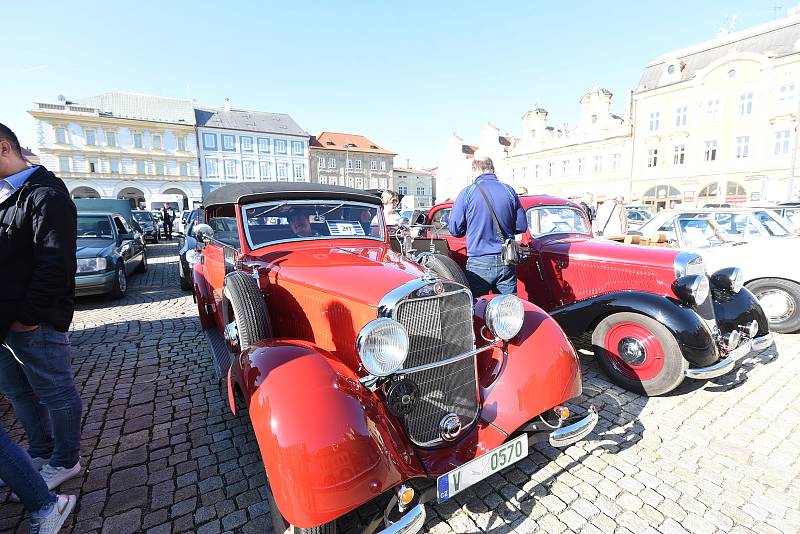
[1,242,799,534]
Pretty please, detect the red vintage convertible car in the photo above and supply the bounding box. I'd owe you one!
[189,183,598,534]
[424,195,772,396]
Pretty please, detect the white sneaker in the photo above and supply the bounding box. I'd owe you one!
[39,462,81,491]
[30,494,76,534]
[0,457,49,488]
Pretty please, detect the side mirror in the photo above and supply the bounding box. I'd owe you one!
[119,232,134,242]
[194,223,214,244]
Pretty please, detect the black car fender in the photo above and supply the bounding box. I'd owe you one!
[549,290,719,368]
[712,286,770,338]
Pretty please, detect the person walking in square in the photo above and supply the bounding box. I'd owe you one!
[0,122,83,492]
[448,157,528,297]
[161,204,173,239]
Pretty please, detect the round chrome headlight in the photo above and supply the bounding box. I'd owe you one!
[186,250,202,265]
[356,318,409,376]
[710,267,743,293]
[485,294,525,341]
[672,274,710,306]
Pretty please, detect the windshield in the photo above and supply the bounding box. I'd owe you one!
[675,217,732,248]
[132,212,153,223]
[242,200,384,249]
[527,206,591,237]
[782,207,800,229]
[753,210,792,237]
[77,215,114,239]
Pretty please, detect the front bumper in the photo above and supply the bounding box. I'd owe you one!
[548,406,599,447]
[685,339,752,380]
[378,503,426,534]
[751,333,774,351]
[75,270,116,296]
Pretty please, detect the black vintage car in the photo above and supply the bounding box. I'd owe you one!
[132,210,159,244]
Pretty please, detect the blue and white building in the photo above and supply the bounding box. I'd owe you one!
[195,100,310,197]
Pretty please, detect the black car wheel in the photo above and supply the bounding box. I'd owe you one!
[266,483,336,534]
[747,278,800,333]
[179,261,192,291]
[110,262,127,299]
[136,249,148,273]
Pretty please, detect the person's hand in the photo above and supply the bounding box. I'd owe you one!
[10,321,39,332]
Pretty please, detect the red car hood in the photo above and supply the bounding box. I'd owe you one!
[541,235,679,270]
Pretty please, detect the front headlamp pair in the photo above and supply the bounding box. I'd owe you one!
[709,267,744,293]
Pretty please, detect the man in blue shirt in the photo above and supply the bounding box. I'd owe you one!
[448,157,527,297]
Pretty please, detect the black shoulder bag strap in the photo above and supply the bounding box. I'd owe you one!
[474,182,507,244]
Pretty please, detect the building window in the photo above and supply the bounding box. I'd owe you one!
[152,134,162,150]
[55,127,67,144]
[258,138,270,153]
[647,149,658,168]
[416,185,425,195]
[704,140,718,162]
[292,141,303,155]
[177,136,186,151]
[355,176,364,188]
[222,135,235,151]
[202,133,216,150]
[318,176,328,185]
[179,162,188,176]
[593,155,602,173]
[293,163,304,180]
[398,185,408,195]
[224,160,237,178]
[355,159,362,170]
[206,158,218,177]
[380,161,387,171]
[318,157,325,167]
[735,136,749,158]
[547,162,553,177]
[346,159,353,170]
[277,162,288,180]
[59,156,69,172]
[106,131,116,147]
[154,161,164,175]
[328,158,336,169]
[88,158,98,173]
[275,139,287,154]
[259,161,270,180]
[612,153,620,170]
[110,159,119,174]
[706,99,720,122]
[649,111,660,131]
[85,129,96,146]
[533,165,540,179]
[738,93,753,116]
[370,160,377,171]
[778,83,796,103]
[673,145,685,165]
[775,131,791,155]
[561,160,569,176]
[675,106,687,127]
[241,136,253,152]
[242,160,254,178]
[136,160,146,174]
[577,158,584,174]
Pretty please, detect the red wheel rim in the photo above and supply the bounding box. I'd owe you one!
[603,322,664,381]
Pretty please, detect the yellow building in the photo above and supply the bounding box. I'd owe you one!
[631,10,800,208]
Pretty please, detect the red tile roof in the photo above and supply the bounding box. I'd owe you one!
[310,132,396,155]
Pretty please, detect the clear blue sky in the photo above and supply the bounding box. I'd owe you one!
[1,0,786,167]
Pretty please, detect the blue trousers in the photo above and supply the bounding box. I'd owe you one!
[0,425,56,514]
[0,324,82,467]
[465,254,518,297]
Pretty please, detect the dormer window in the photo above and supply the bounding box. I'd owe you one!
[591,114,598,124]
[668,64,676,74]
[728,69,737,79]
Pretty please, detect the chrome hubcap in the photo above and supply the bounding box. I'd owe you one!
[118,268,126,292]
[617,337,647,366]
[758,290,795,322]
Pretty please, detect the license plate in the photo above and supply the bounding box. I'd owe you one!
[436,433,528,502]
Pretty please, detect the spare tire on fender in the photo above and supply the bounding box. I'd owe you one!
[223,271,272,352]
[419,253,469,288]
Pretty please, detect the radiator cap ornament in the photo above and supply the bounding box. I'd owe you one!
[439,413,462,441]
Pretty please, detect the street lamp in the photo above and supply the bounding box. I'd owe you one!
[344,143,355,187]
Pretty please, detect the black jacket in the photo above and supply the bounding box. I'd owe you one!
[0,166,77,341]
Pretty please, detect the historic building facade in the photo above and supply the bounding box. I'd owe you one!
[195,100,309,196]
[631,11,800,208]
[391,167,434,207]
[29,92,201,208]
[310,132,395,189]
[505,88,633,202]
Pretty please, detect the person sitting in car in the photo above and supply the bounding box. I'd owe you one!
[288,209,318,238]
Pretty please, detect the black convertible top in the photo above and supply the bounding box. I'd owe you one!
[204,182,382,208]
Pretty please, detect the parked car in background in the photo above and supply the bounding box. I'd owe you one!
[750,203,800,230]
[131,210,159,243]
[177,208,202,291]
[625,207,652,230]
[425,195,772,395]
[628,210,800,333]
[151,210,164,238]
[190,183,598,533]
[75,212,147,298]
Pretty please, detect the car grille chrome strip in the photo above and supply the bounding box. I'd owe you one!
[394,288,478,447]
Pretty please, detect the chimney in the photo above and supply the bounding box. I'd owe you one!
[406,158,410,168]
[224,98,231,112]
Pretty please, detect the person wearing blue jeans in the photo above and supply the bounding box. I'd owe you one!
[0,425,76,533]
[0,123,82,492]
[448,156,528,297]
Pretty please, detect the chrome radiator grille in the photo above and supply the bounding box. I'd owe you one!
[394,289,477,446]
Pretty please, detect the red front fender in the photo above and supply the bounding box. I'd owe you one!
[237,340,424,528]
[476,295,583,434]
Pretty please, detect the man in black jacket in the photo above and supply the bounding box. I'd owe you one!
[0,123,82,491]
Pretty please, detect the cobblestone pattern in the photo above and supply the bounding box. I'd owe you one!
[1,242,798,534]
